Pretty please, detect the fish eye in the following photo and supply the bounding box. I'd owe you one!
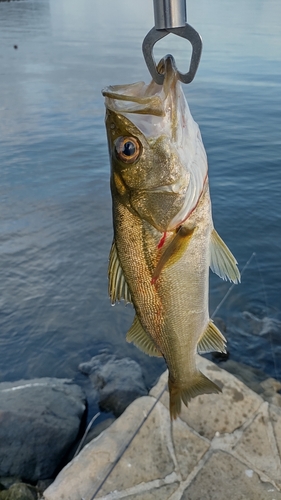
[115,136,141,164]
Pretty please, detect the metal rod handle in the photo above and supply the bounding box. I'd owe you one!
[153,0,187,29]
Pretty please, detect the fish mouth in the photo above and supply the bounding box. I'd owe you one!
[102,55,180,132]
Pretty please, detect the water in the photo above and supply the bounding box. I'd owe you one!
[0,0,280,391]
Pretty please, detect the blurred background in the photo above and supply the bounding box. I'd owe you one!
[0,0,280,392]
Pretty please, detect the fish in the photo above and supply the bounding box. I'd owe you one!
[102,55,240,419]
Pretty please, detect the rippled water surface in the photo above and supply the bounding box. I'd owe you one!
[0,0,280,387]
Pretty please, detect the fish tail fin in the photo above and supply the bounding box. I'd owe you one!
[168,378,182,420]
[168,372,222,420]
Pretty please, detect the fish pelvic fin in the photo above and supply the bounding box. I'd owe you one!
[108,240,132,304]
[168,372,222,420]
[126,315,162,357]
[152,225,195,284]
[210,229,241,284]
[197,320,227,354]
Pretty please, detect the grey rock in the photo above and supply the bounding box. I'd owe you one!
[79,354,147,416]
[43,396,175,500]
[182,451,281,500]
[219,358,267,393]
[260,378,281,407]
[243,311,281,339]
[0,378,86,483]
[0,480,21,490]
[83,417,116,446]
[0,483,36,500]
[36,479,53,493]
[43,357,281,500]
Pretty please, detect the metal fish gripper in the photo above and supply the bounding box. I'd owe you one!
[142,0,202,85]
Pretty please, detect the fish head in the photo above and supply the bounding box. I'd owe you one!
[103,55,207,232]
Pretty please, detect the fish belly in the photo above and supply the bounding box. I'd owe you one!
[156,187,211,382]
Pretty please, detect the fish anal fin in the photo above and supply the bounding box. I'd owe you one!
[168,372,222,420]
[197,320,227,354]
[126,315,162,358]
[210,229,241,284]
[108,241,132,304]
[152,225,195,284]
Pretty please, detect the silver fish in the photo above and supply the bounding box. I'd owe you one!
[103,56,240,419]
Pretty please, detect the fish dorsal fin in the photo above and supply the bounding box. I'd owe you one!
[152,225,195,284]
[108,241,132,304]
[126,315,162,357]
[197,320,227,354]
[210,229,241,284]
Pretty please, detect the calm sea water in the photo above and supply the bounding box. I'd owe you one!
[0,0,280,389]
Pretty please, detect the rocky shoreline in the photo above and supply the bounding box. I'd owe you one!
[0,351,281,499]
[0,354,152,499]
[43,356,281,500]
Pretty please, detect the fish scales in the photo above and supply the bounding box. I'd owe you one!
[113,200,165,345]
[103,55,240,419]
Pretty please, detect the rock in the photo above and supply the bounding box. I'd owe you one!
[43,356,281,500]
[217,358,267,394]
[0,483,36,500]
[260,377,281,393]
[0,378,86,483]
[36,480,53,495]
[260,378,281,407]
[234,402,281,488]
[82,417,116,446]
[0,479,21,490]
[79,353,148,416]
[243,311,281,340]
[43,396,176,500]
[182,451,280,500]
[216,359,281,406]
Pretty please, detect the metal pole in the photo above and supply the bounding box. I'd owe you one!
[153,0,187,29]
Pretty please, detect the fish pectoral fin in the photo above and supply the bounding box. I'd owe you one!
[197,320,227,354]
[152,225,195,284]
[168,372,222,420]
[210,229,241,284]
[126,316,162,357]
[108,240,132,304]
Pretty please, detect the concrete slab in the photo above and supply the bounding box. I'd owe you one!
[124,483,179,500]
[44,357,281,500]
[182,451,281,500]
[269,404,281,459]
[43,396,155,500]
[234,402,281,488]
[97,401,175,497]
[172,418,210,480]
